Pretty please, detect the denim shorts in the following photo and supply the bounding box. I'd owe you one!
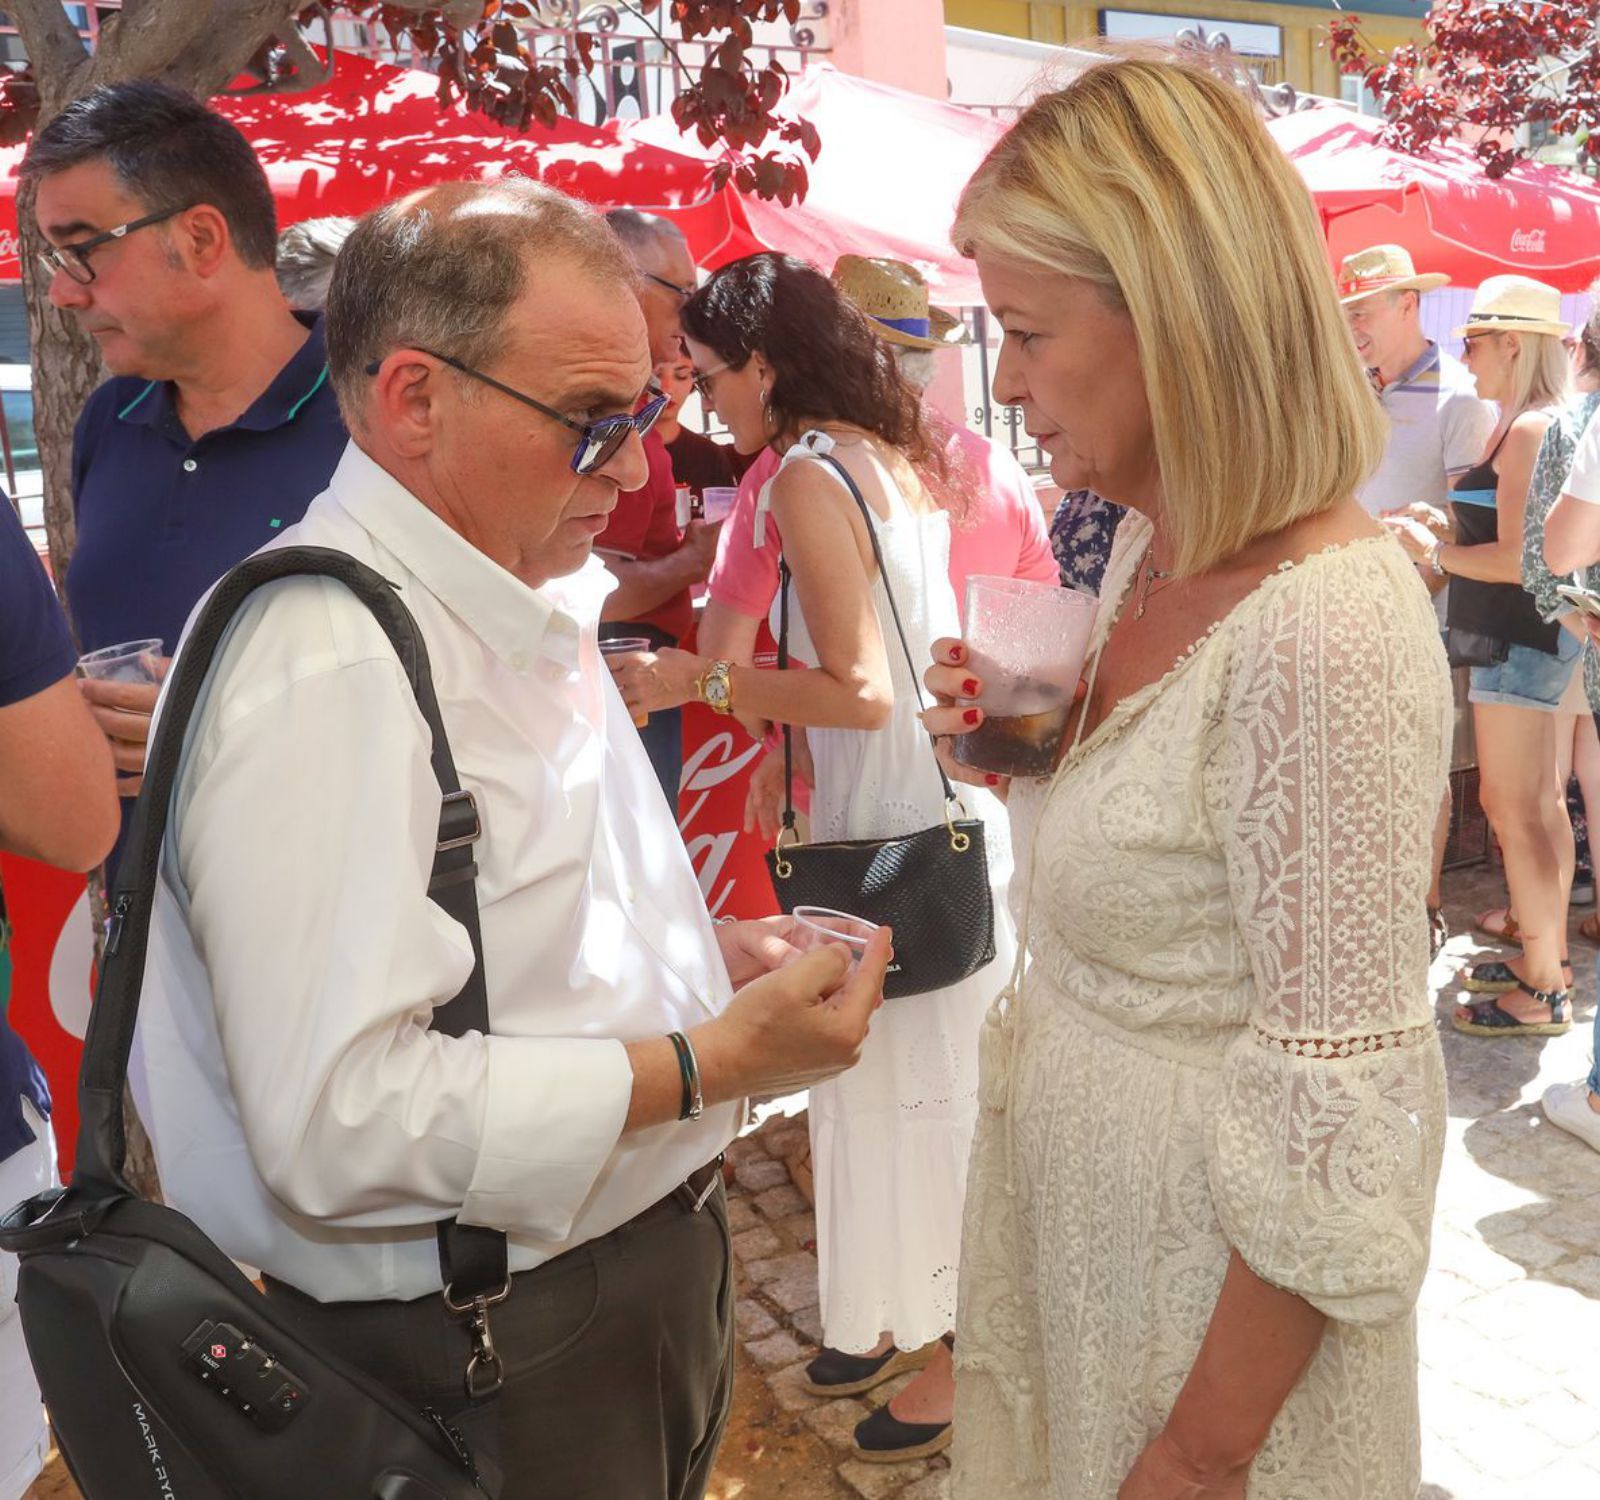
[1469,633,1583,712]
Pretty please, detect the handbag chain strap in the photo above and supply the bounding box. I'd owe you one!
[774,447,967,870]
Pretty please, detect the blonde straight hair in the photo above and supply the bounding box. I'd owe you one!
[1494,329,1572,422]
[954,55,1386,576]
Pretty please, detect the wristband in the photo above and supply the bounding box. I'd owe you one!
[1429,540,1447,577]
[667,1031,704,1121]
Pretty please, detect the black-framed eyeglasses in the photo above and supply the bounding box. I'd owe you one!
[641,269,695,301]
[691,360,731,401]
[368,348,668,476]
[38,204,190,286]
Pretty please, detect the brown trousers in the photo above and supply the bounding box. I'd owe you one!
[263,1183,734,1500]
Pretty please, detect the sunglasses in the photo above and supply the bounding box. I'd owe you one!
[367,349,667,475]
[38,204,191,286]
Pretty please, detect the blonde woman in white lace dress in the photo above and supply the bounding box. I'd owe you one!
[922,59,1451,1499]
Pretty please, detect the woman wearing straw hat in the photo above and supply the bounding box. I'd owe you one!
[1387,276,1578,1039]
[921,54,1448,1499]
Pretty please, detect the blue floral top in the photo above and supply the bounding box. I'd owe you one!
[1049,489,1125,595]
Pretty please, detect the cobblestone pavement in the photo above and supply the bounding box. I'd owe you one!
[25,863,1600,1500]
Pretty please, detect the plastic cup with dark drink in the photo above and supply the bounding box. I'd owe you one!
[599,636,652,729]
[952,575,1098,778]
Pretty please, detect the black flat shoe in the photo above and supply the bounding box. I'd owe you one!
[852,1403,952,1463]
[801,1344,927,1397]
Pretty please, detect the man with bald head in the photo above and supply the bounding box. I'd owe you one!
[134,180,888,1497]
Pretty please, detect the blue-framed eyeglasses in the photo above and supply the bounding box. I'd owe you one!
[366,348,668,475]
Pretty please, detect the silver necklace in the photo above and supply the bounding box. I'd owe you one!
[1135,556,1174,619]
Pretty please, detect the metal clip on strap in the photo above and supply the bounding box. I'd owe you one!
[442,1277,511,1401]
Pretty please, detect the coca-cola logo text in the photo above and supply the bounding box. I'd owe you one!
[1510,228,1547,255]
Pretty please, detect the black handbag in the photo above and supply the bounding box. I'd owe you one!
[764,452,996,1000]
[0,548,505,1499]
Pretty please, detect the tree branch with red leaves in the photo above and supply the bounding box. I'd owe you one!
[1331,1,1600,178]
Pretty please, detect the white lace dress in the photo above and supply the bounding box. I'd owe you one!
[763,432,1017,1354]
[953,520,1451,1498]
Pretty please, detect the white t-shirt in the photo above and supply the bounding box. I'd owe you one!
[1564,411,1600,504]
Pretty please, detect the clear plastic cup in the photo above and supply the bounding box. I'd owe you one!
[784,906,880,973]
[952,576,1098,779]
[77,638,164,684]
[700,486,738,524]
[599,636,652,728]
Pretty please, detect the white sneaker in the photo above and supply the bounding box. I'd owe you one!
[1542,1081,1600,1153]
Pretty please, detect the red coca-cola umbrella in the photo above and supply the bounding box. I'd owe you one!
[1269,106,1600,293]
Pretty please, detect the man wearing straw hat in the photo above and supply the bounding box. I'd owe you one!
[1342,244,1496,959]
[1341,245,1496,539]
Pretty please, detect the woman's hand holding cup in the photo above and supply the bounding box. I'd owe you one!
[922,637,1010,797]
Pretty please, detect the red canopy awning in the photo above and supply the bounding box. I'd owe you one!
[1269,106,1600,293]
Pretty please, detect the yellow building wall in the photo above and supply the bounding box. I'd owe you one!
[946,0,1425,96]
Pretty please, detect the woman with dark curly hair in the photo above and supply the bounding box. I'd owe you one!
[611,252,1016,1463]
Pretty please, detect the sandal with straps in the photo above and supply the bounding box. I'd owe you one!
[1464,957,1571,994]
[1453,979,1573,1038]
[1473,907,1520,943]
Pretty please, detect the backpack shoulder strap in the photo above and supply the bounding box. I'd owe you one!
[76,545,504,1306]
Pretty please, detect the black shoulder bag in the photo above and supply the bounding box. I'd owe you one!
[0,548,504,1499]
[764,453,996,999]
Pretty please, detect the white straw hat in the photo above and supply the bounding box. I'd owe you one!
[1454,275,1568,340]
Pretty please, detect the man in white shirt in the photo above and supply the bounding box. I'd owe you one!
[1342,244,1497,956]
[135,179,888,1498]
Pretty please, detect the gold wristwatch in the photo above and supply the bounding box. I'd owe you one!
[697,659,734,716]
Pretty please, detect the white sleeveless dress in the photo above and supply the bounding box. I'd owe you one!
[762,431,1017,1353]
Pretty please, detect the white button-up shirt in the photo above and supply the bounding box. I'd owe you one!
[133,442,740,1303]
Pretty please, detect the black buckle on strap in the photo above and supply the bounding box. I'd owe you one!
[436,789,481,852]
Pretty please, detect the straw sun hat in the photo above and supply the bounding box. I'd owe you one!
[831,254,970,350]
[1337,244,1450,304]
[1454,275,1569,340]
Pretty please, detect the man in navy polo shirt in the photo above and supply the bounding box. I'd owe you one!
[24,82,347,830]
[0,495,118,1498]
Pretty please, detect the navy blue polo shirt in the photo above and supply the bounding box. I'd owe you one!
[0,495,73,1163]
[66,314,348,656]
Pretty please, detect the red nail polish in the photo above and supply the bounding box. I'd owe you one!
[985,773,1001,786]
[962,678,979,697]
[948,645,964,663]
[963,708,981,726]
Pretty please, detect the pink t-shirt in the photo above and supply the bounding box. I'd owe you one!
[706,425,1056,620]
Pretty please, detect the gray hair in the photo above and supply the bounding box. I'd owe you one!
[276,216,355,312]
[604,207,687,262]
[325,179,635,428]
[892,346,939,392]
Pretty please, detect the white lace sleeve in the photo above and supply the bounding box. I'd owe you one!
[1204,551,1451,1326]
